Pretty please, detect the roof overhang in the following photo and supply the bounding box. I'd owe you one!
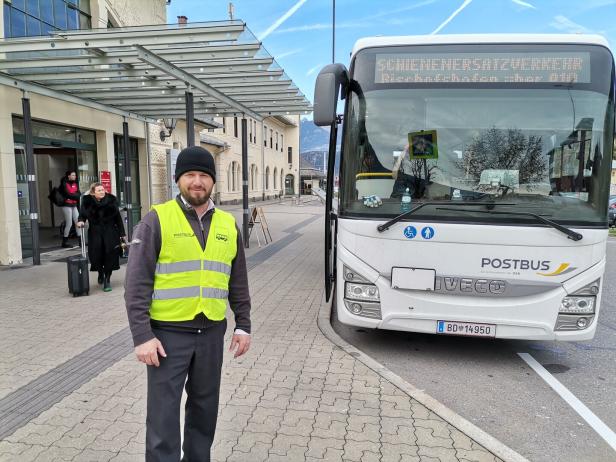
[0,20,312,123]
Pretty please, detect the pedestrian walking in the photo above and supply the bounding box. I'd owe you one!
[76,183,125,292]
[59,170,82,248]
[124,146,251,462]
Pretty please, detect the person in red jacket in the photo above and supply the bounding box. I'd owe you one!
[59,171,82,248]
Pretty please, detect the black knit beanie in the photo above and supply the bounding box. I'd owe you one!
[175,146,216,183]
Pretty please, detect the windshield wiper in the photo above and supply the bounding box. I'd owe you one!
[436,207,583,241]
[376,201,517,233]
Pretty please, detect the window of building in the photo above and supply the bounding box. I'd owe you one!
[228,161,242,192]
[265,166,270,190]
[287,146,293,164]
[280,134,284,152]
[269,129,273,149]
[273,167,278,190]
[233,117,238,138]
[249,119,253,143]
[275,132,278,151]
[263,126,267,147]
[280,169,284,191]
[250,164,259,190]
[222,118,226,134]
[3,0,91,38]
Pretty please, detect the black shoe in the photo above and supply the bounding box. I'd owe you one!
[103,277,112,292]
[61,237,71,248]
[97,272,104,285]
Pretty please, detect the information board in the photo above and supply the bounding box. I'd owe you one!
[100,170,112,194]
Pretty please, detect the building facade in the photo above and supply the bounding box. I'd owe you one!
[0,1,302,265]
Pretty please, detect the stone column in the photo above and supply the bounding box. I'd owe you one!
[0,106,22,264]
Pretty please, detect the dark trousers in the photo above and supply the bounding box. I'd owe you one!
[146,320,227,462]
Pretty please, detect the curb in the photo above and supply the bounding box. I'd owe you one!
[317,294,529,462]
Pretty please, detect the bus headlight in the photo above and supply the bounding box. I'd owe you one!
[559,296,595,314]
[343,265,369,283]
[344,282,380,302]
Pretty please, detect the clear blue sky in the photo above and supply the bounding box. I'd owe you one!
[168,0,616,102]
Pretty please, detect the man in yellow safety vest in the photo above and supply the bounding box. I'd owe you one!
[125,146,251,462]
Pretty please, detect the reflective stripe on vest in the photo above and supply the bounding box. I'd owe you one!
[150,200,237,322]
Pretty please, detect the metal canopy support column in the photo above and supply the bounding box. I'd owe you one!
[22,93,40,265]
[186,90,195,147]
[122,120,133,241]
[241,117,249,248]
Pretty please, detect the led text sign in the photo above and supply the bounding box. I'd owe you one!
[375,52,591,84]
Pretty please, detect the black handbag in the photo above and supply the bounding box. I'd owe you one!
[48,187,65,207]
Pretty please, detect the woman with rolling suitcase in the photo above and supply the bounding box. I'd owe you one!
[77,183,126,292]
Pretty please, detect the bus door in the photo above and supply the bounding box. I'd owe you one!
[314,64,349,301]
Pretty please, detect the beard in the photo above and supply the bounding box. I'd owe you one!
[180,185,211,207]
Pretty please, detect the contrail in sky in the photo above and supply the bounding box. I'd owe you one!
[258,0,309,41]
[431,0,473,35]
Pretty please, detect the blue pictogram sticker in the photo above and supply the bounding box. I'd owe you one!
[421,226,435,239]
[403,226,417,239]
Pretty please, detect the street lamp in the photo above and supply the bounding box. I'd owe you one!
[159,118,177,141]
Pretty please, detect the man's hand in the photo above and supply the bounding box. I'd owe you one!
[135,338,167,367]
[229,333,251,358]
[76,221,85,228]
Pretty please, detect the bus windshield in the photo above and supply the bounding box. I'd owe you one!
[340,44,615,227]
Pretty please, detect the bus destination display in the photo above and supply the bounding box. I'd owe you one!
[375,52,590,84]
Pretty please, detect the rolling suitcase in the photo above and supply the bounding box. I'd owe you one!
[67,233,89,297]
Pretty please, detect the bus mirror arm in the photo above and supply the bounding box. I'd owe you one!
[314,64,349,127]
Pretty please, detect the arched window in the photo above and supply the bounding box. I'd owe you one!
[273,167,278,190]
[235,164,241,192]
[229,161,241,192]
[280,169,284,193]
[227,163,233,192]
[254,166,258,190]
[265,166,270,190]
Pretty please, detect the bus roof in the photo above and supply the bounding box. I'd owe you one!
[352,34,611,57]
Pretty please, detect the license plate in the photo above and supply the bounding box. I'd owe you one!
[391,267,435,291]
[436,320,496,337]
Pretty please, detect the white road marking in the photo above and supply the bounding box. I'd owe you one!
[518,352,616,453]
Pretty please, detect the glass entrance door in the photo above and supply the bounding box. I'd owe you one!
[14,145,32,258]
[285,174,295,195]
[114,135,141,228]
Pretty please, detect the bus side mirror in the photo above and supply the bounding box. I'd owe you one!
[314,63,349,127]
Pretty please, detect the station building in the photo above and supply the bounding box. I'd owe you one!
[0,1,310,265]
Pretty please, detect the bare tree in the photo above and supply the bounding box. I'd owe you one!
[459,127,546,192]
[408,159,437,198]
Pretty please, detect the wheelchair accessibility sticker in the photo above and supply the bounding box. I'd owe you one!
[421,226,435,239]
[403,226,417,239]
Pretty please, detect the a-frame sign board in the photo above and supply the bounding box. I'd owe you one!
[248,206,272,247]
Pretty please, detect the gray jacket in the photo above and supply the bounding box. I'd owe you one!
[124,196,251,346]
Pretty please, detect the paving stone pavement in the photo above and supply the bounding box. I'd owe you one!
[0,202,503,461]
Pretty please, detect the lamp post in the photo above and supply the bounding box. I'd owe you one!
[332,0,335,63]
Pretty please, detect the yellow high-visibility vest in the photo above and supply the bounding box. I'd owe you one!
[150,200,237,322]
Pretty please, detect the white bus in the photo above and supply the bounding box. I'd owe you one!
[314,35,615,340]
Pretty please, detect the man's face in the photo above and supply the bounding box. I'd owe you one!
[177,170,214,206]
